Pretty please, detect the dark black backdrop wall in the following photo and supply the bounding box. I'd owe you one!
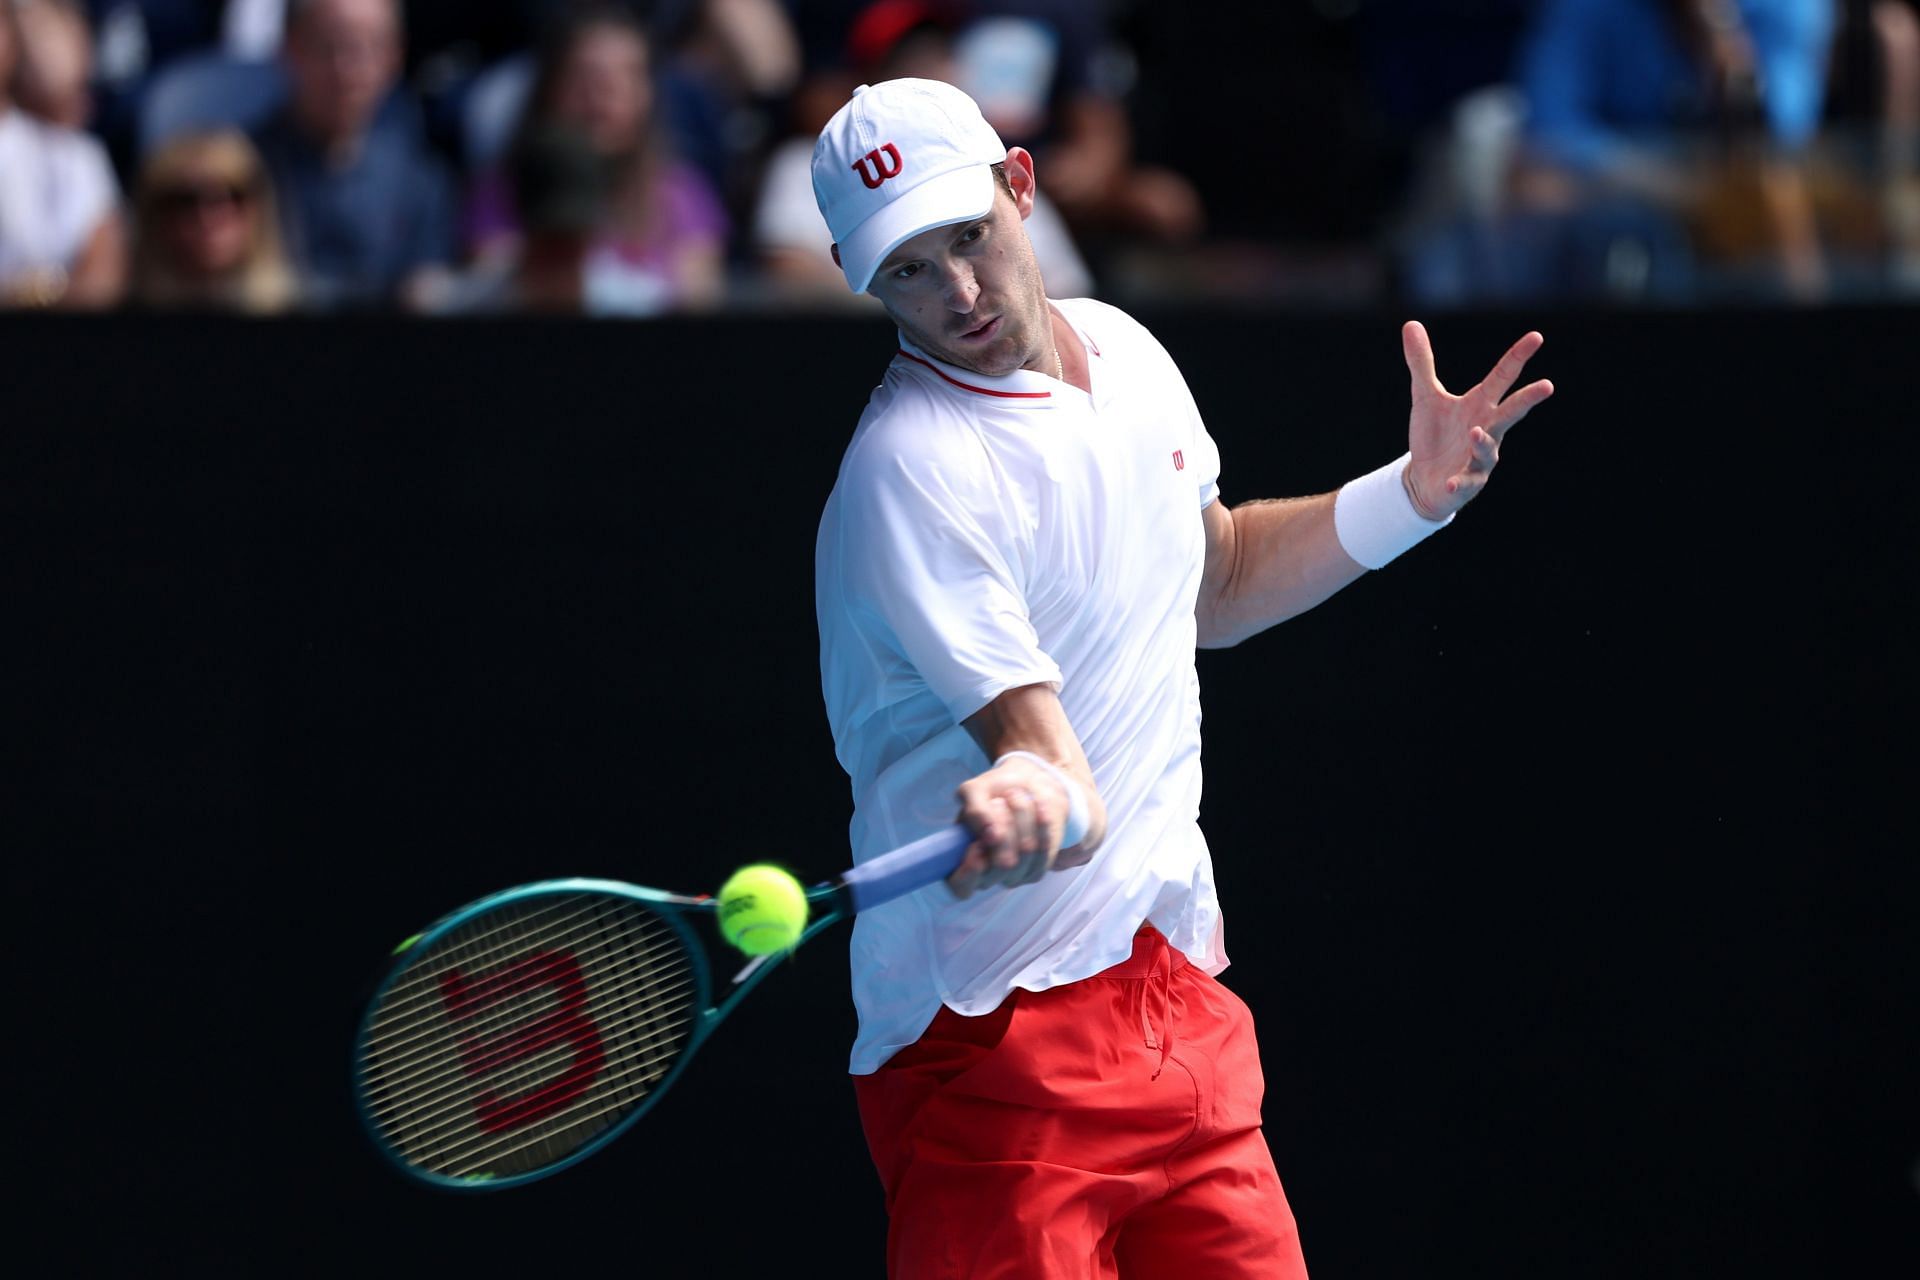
[6,305,1915,1277]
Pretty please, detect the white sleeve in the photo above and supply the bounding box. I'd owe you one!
[1165,341,1222,508]
[1191,414,1223,510]
[835,435,1063,724]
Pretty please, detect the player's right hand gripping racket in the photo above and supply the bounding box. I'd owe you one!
[352,826,969,1190]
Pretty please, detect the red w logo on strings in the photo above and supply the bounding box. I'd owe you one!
[438,950,606,1134]
[852,143,904,189]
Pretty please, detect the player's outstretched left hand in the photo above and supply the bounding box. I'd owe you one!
[1401,321,1554,521]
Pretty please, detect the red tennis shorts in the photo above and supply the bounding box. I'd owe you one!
[852,926,1309,1279]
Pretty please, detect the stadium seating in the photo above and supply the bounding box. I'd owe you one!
[137,53,288,159]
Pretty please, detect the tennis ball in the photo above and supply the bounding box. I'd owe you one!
[716,864,809,955]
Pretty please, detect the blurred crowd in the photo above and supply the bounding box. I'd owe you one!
[0,0,1915,316]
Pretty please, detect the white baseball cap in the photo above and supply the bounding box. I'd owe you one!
[812,78,1008,293]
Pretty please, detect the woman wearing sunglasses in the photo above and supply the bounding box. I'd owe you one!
[130,129,298,314]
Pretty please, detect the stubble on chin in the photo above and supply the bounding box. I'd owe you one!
[947,340,1024,378]
[909,317,1041,379]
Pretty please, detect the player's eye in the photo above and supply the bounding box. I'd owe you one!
[891,262,920,281]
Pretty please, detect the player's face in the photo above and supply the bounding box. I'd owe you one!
[865,167,1050,379]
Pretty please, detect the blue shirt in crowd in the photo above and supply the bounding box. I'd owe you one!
[254,95,458,308]
[1516,0,1837,172]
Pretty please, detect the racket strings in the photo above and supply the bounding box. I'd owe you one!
[392,1038,700,1175]
[364,908,689,1071]
[368,894,633,1021]
[363,898,690,1177]
[365,896,679,1096]
[365,895,671,1062]
[378,1049,681,1173]
[362,897,647,1100]
[365,951,695,1144]
[358,893,700,1180]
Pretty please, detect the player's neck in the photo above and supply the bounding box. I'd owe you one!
[1049,304,1090,394]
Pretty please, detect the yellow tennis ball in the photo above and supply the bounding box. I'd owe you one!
[716,864,809,955]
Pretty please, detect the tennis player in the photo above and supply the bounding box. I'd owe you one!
[812,79,1552,1278]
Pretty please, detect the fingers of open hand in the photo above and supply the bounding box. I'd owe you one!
[1445,425,1500,500]
[1481,331,1544,402]
[1488,378,1554,442]
[1402,320,1440,392]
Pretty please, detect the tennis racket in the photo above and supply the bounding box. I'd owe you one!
[352,824,969,1190]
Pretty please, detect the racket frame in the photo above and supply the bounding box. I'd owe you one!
[354,826,967,1191]
[354,877,854,1191]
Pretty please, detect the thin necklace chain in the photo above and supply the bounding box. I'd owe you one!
[1054,346,1064,383]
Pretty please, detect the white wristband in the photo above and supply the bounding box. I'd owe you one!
[1333,453,1452,569]
[992,751,1092,848]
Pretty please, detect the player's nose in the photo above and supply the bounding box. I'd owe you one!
[941,263,979,313]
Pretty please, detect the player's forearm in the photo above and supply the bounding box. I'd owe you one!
[1195,494,1365,649]
[962,683,1108,853]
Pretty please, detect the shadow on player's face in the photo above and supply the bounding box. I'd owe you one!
[862,159,1051,380]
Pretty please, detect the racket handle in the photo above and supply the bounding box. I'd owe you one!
[840,825,971,912]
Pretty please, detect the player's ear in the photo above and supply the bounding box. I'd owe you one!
[831,244,842,268]
[1003,147,1038,220]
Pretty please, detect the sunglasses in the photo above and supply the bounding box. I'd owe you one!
[153,183,253,214]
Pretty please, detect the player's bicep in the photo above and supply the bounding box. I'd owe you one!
[1195,495,1237,639]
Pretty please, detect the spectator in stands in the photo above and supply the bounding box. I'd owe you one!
[1873,0,1920,282]
[951,1,1203,253]
[677,0,800,102]
[82,1,227,175]
[253,0,457,307]
[11,0,90,128]
[748,0,1090,303]
[0,0,128,307]
[1824,0,1920,286]
[460,2,726,312]
[660,0,802,208]
[129,127,297,311]
[779,0,1200,269]
[1509,0,1839,299]
[419,122,619,312]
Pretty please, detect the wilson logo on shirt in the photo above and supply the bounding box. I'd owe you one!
[852,144,905,189]
[1172,450,1185,471]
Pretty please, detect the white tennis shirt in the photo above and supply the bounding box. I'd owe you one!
[0,108,118,291]
[816,297,1231,1074]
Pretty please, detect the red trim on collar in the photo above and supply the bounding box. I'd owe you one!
[895,349,1053,399]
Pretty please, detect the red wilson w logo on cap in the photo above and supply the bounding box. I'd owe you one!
[852,143,904,189]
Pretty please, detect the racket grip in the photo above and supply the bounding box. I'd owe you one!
[840,826,971,912]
